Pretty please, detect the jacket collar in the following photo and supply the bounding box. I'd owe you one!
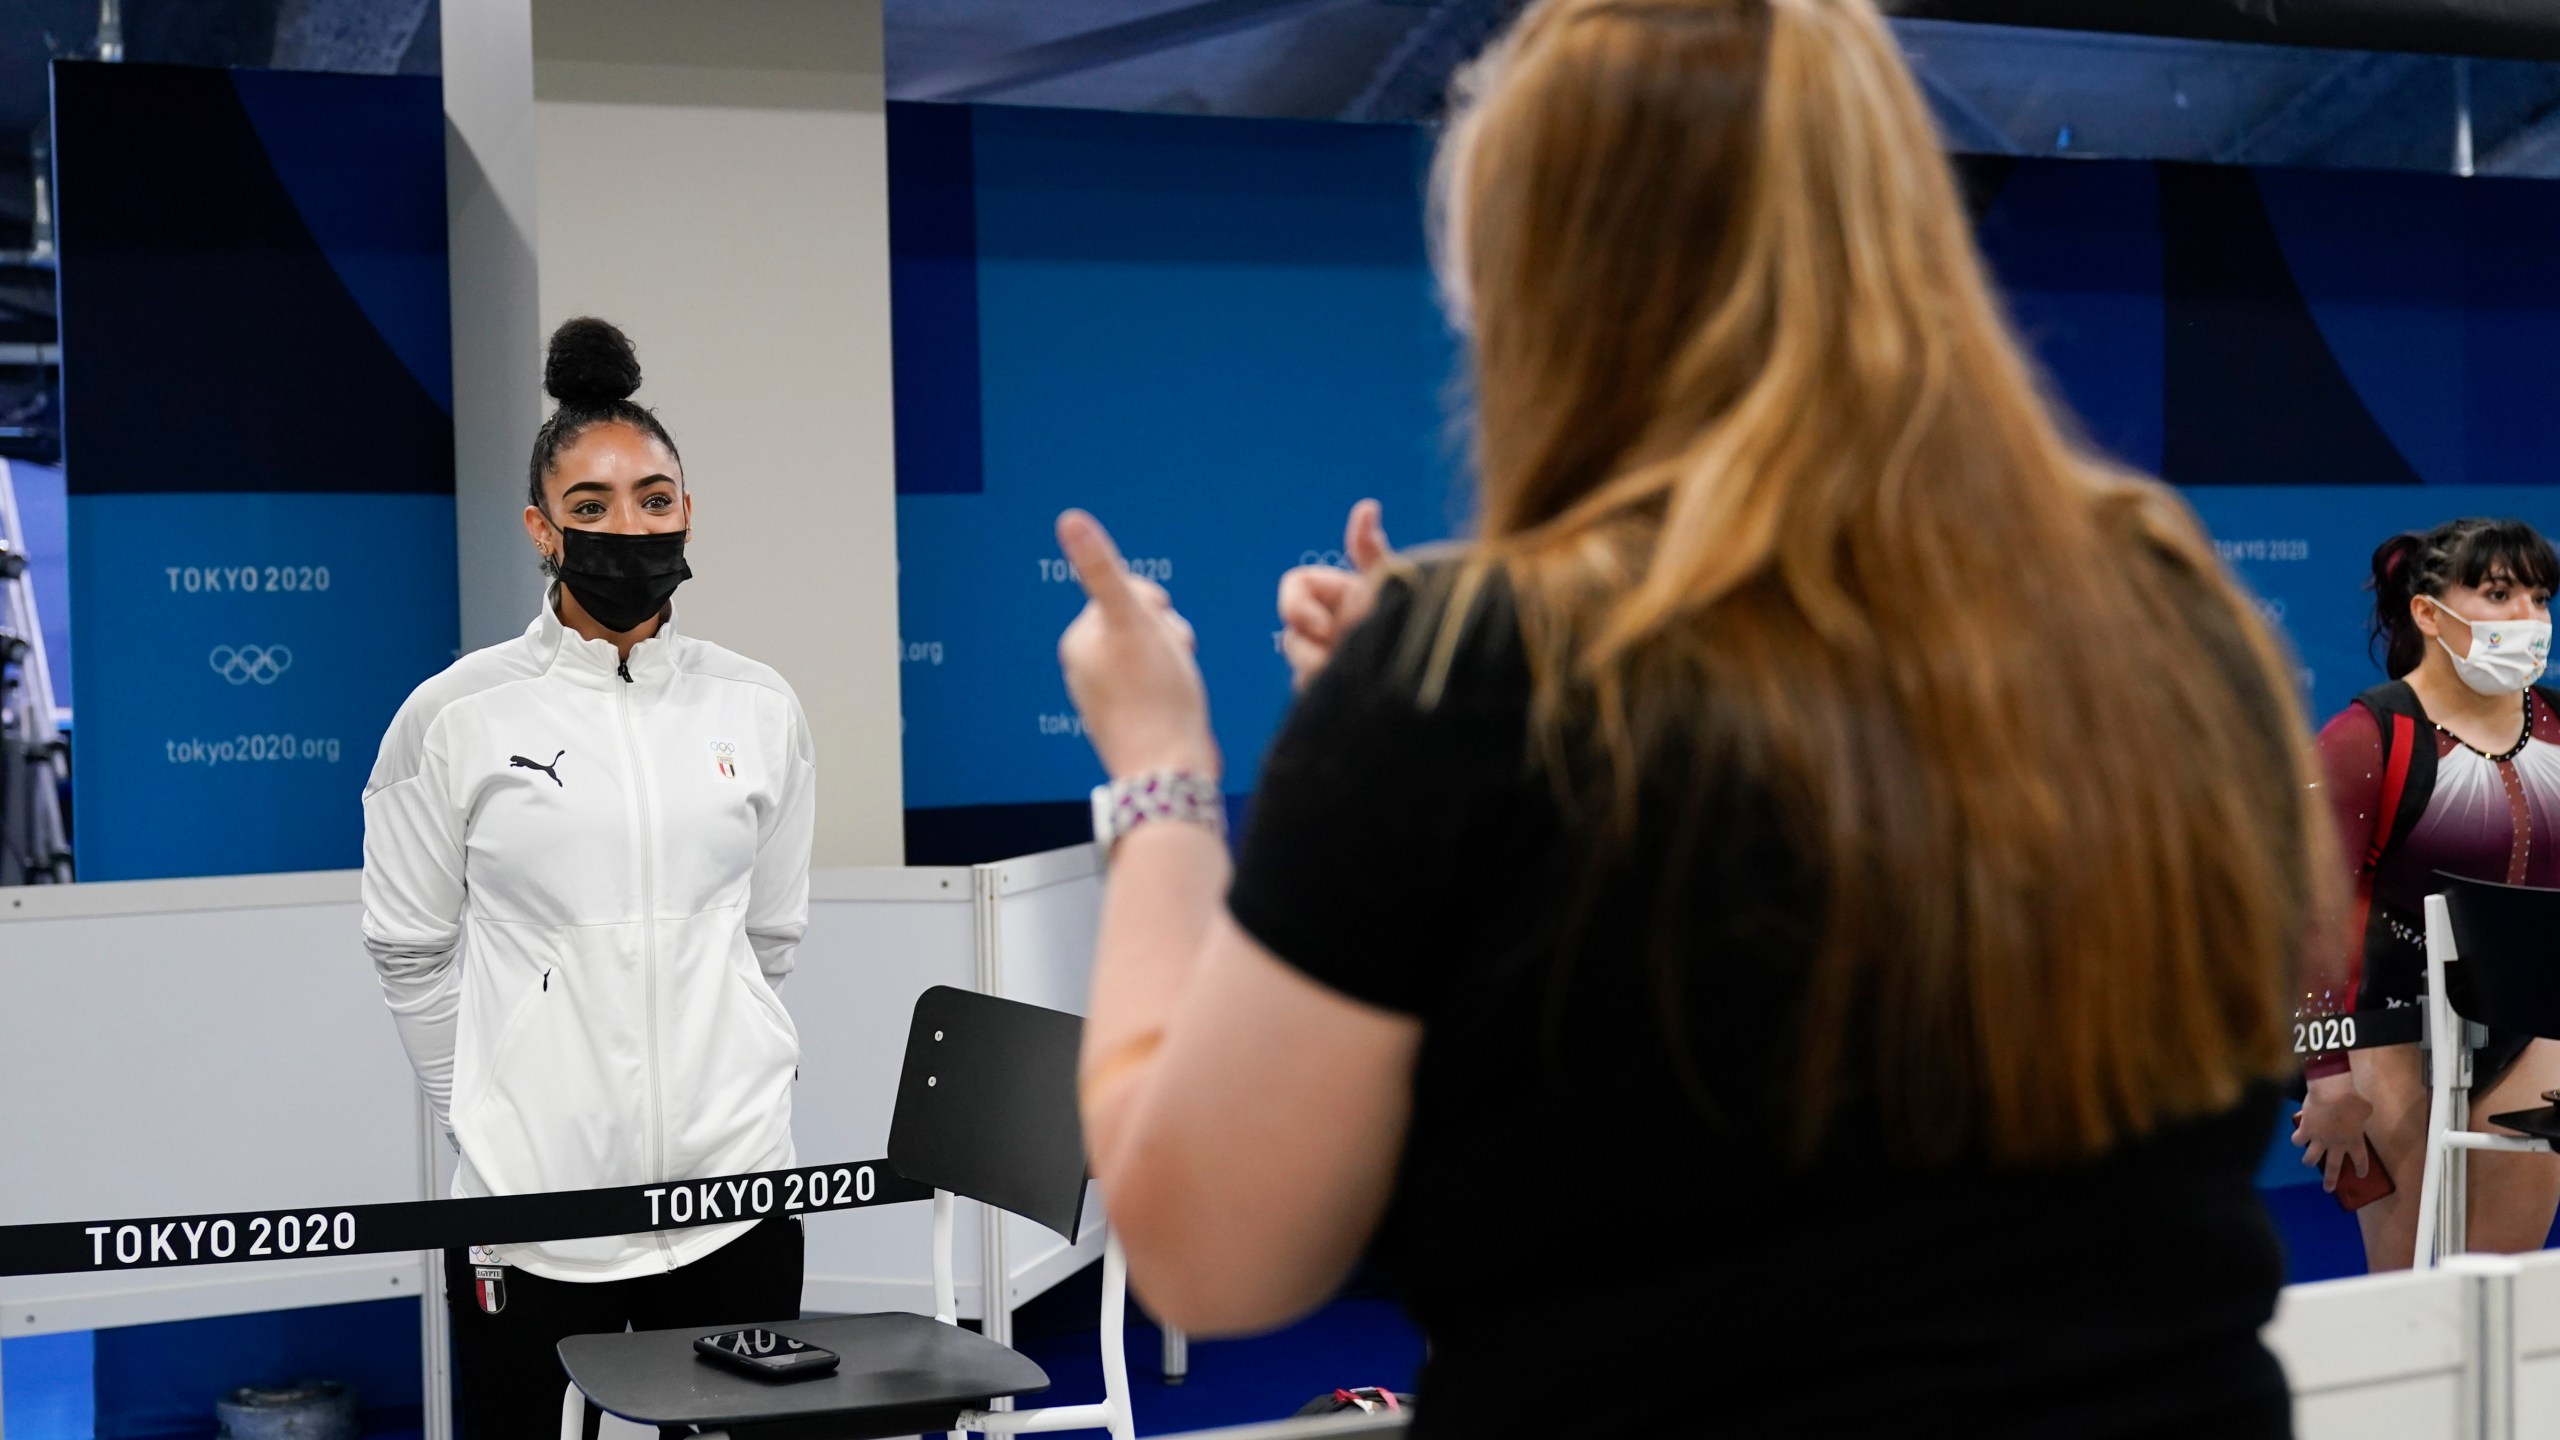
[527,587,683,693]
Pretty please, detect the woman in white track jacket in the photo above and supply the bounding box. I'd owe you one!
[361,318,817,1438]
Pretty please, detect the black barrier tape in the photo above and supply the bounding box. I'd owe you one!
[2290,1008,2424,1056]
[0,1160,930,1278]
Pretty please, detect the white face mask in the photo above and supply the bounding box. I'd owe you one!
[2426,595,2552,696]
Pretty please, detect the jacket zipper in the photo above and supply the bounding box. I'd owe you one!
[613,651,673,1262]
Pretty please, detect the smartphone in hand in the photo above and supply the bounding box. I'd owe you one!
[2331,1149,2395,1213]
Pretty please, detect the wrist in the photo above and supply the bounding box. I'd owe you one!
[1107,744,1220,786]
[1091,769,1226,855]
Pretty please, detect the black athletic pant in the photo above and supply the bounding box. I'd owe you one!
[444,1218,805,1440]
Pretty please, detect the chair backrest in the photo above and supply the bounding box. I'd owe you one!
[2439,872,2560,1038]
[886,985,1089,1242]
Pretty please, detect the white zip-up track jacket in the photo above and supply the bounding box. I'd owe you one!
[361,599,815,1281]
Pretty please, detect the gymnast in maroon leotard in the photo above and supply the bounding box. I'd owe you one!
[2295,518,2560,1272]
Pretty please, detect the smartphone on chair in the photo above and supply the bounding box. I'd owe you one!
[693,1329,841,1382]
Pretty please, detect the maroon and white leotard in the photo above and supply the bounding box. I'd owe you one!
[2305,690,2560,1079]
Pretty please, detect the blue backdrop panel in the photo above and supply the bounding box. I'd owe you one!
[1967,158,2166,475]
[887,102,985,498]
[893,104,1460,860]
[51,61,455,880]
[67,493,456,879]
[2252,169,2560,488]
[2187,486,2560,726]
[891,111,2560,869]
[50,63,452,498]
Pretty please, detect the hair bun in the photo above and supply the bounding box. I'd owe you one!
[544,317,642,406]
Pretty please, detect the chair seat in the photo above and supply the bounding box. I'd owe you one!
[2486,1105,2560,1147]
[558,1312,1050,1434]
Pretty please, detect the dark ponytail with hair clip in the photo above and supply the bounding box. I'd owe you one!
[527,317,682,511]
[2367,518,2560,678]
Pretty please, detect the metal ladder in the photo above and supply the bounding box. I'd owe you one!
[0,457,72,883]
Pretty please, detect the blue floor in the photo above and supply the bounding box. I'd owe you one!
[2265,1180,2380,1283]
[1010,1290,1423,1435]
[0,1292,1419,1440]
[1,1331,97,1440]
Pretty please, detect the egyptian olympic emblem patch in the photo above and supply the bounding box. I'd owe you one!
[709,738,739,781]
[469,1244,506,1313]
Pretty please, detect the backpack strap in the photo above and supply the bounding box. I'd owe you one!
[2366,711,2416,872]
[2332,681,2437,1031]
[2354,680,2436,868]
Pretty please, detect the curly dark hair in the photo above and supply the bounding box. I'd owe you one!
[2368,517,2560,677]
[526,316,682,512]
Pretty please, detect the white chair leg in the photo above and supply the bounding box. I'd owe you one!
[937,1188,965,1440]
[1161,1324,1187,1385]
[2447,1022,2480,1262]
[1101,1233,1136,1440]
[2419,893,2470,1268]
[559,1381,584,1440]
[933,1189,959,1326]
[2415,1073,2455,1268]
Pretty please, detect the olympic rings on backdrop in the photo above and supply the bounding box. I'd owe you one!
[1299,550,1351,570]
[209,645,294,686]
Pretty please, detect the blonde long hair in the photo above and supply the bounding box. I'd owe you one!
[1431,0,2335,1163]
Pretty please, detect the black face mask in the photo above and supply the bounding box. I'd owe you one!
[554,527,692,634]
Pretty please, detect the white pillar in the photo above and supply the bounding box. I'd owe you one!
[531,0,905,865]
[442,0,546,654]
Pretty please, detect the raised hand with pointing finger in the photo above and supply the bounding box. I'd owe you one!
[1277,499,1393,691]
[1055,509,1220,782]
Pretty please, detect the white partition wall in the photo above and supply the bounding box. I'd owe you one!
[789,864,981,1316]
[0,846,1113,1440]
[0,873,427,1338]
[789,846,1108,1329]
[971,845,1109,1346]
[2268,1262,2496,1440]
[2511,1249,2560,1431]
[0,846,1109,1349]
[978,845,1105,1014]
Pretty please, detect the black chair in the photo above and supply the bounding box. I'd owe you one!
[2412,876,2560,1266]
[554,986,1133,1439]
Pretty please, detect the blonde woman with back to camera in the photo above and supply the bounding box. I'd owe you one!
[1053,1,2331,1434]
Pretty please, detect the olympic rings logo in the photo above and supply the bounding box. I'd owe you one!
[1299,549,1351,570]
[209,645,294,686]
